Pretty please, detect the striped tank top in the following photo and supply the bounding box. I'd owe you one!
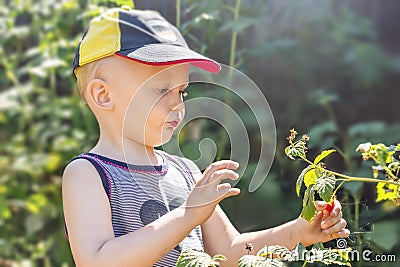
[70,150,203,266]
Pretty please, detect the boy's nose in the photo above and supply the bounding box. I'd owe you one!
[171,97,185,112]
[170,90,185,111]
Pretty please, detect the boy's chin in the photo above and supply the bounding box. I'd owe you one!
[147,135,173,147]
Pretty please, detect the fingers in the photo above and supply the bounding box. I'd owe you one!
[315,201,327,211]
[331,228,351,239]
[330,200,341,217]
[320,201,350,240]
[217,183,241,199]
[311,210,323,226]
[198,160,239,186]
[321,200,343,229]
[187,160,240,208]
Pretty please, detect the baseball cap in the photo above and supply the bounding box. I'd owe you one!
[72,5,221,75]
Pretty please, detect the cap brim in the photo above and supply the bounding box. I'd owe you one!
[116,44,221,73]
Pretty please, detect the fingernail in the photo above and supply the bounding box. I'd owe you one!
[323,230,330,234]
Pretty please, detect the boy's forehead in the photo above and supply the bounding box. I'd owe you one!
[100,56,190,89]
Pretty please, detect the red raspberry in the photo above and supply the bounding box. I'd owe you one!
[325,202,335,215]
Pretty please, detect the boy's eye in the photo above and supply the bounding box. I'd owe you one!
[159,88,169,94]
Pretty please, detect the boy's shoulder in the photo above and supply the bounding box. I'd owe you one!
[63,155,99,180]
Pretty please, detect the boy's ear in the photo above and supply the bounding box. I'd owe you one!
[87,79,114,110]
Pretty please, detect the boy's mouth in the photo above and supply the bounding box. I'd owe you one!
[166,120,181,128]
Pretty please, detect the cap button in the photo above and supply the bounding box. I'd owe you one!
[120,5,132,11]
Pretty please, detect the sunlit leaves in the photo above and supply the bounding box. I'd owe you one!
[376,182,400,205]
[356,141,400,205]
[314,149,336,164]
[285,141,307,160]
[258,245,293,261]
[238,256,286,267]
[238,243,351,267]
[176,249,226,267]
[315,172,336,202]
[301,186,316,222]
[296,165,314,196]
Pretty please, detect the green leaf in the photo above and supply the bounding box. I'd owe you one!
[285,141,306,160]
[348,121,385,137]
[310,248,352,266]
[258,245,293,261]
[307,122,337,149]
[176,249,225,267]
[370,221,399,250]
[220,17,258,33]
[26,194,48,214]
[296,166,314,196]
[292,243,307,261]
[376,182,400,202]
[314,149,336,164]
[109,0,135,8]
[302,186,316,222]
[0,196,11,219]
[238,255,286,267]
[212,254,227,262]
[292,242,351,266]
[315,172,336,202]
[304,169,317,187]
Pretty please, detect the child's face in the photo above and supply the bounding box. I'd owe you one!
[101,56,189,147]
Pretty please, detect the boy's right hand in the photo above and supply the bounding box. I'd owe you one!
[184,160,240,224]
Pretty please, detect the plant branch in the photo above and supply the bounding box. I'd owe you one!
[299,155,400,186]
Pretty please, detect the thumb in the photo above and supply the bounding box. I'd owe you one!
[311,210,323,226]
[217,183,240,200]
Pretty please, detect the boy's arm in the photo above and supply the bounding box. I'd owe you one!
[201,201,350,266]
[63,158,239,267]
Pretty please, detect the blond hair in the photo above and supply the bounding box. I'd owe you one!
[74,60,102,103]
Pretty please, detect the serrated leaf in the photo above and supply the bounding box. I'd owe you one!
[292,243,306,261]
[315,248,352,266]
[238,255,286,267]
[176,249,224,267]
[302,186,316,222]
[285,141,306,160]
[314,149,336,164]
[258,245,293,261]
[284,146,294,160]
[376,182,400,202]
[312,242,325,250]
[296,166,314,196]
[212,254,227,262]
[304,169,317,187]
[315,172,336,202]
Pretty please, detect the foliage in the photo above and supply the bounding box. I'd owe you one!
[177,242,351,267]
[0,0,120,266]
[176,249,226,267]
[285,129,400,222]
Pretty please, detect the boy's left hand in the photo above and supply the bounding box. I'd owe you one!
[295,200,350,246]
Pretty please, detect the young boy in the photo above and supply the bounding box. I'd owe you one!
[63,6,350,267]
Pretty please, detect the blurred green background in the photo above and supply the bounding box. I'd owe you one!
[0,0,399,266]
